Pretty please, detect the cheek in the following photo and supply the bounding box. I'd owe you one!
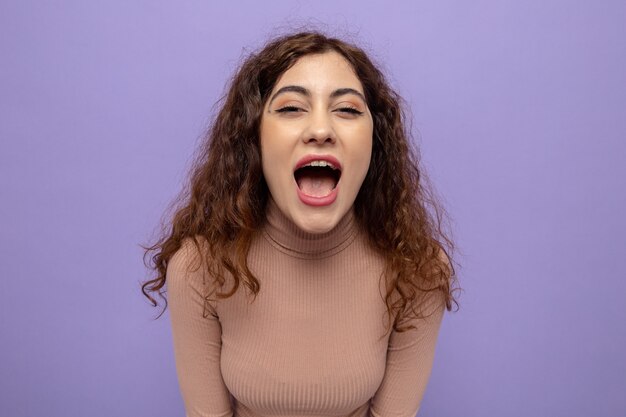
[259,122,289,181]
[343,142,373,190]
[355,132,374,173]
[260,119,284,153]
[259,124,277,164]
[358,146,373,177]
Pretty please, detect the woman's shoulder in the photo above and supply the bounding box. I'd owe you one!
[166,236,221,317]
[167,236,212,285]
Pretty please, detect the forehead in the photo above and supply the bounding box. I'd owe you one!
[273,51,364,92]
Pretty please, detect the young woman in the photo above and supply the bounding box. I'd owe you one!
[142,30,458,417]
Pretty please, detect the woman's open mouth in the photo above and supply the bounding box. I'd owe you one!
[293,161,341,206]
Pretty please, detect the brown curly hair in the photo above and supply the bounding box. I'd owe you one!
[140,30,460,334]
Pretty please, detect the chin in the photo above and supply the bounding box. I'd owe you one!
[292,210,341,234]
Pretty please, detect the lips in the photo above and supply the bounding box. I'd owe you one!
[293,154,342,206]
[294,154,343,172]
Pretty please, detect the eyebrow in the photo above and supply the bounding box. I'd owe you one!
[267,85,367,107]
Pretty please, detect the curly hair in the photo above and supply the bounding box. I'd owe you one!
[141,30,460,334]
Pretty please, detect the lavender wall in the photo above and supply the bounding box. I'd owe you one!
[1,1,624,416]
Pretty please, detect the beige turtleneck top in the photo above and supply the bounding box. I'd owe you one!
[166,198,445,417]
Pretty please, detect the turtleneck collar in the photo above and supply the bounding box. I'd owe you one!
[261,197,358,259]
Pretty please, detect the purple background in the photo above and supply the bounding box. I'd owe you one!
[1,1,625,416]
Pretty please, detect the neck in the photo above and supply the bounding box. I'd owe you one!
[261,197,358,259]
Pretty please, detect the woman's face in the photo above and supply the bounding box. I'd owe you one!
[259,51,374,234]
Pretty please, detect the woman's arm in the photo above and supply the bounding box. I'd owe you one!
[369,289,446,417]
[167,239,234,417]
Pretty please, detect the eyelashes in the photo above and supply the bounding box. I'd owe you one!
[336,107,364,115]
[275,106,364,115]
[275,106,303,113]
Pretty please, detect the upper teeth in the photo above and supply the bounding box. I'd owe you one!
[302,160,338,170]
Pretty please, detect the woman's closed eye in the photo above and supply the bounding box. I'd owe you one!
[275,106,364,115]
[275,105,304,113]
[335,106,364,115]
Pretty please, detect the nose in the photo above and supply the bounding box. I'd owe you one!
[303,109,336,145]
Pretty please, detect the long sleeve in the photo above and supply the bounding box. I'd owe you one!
[369,291,445,417]
[166,239,234,417]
